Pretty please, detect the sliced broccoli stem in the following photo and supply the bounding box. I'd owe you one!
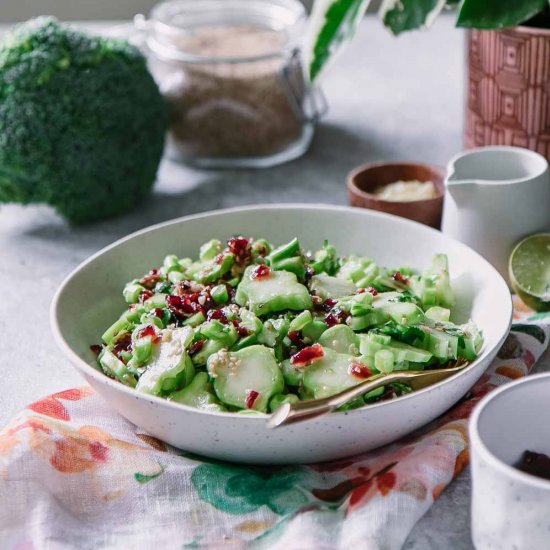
[99,348,137,387]
[208,345,284,412]
[302,347,371,399]
[136,327,195,395]
[168,372,225,412]
[318,325,359,354]
[235,266,312,316]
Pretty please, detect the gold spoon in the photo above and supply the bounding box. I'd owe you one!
[266,362,468,429]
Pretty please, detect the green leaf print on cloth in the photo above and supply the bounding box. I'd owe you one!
[134,463,165,484]
[191,463,312,515]
[528,311,550,322]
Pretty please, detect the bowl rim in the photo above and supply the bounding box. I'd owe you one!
[470,372,550,490]
[346,161,446,205]
[50,203,512,421]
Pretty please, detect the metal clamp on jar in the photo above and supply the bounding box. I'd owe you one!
[135,0,327,168]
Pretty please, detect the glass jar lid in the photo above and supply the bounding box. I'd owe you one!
[136,0,306,63]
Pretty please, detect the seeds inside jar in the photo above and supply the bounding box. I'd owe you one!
[152,25,305,159]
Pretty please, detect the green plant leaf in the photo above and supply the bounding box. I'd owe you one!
[456,0,546,29]
[306,0,372,83]
[380,0,447,35]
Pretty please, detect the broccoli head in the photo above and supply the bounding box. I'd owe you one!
[0,17,167,223]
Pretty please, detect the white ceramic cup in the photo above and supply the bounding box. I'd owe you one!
[470,373,550,550]
[442,146,550,282]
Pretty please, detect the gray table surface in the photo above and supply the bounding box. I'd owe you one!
[1,14,548,549]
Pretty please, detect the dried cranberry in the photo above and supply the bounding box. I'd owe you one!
[166,295,184,316]
[255,244,268,256]
[237,325,250,337]
[166,294,203,318]
[188,340,204,355]
[187,292,200,304]
[290,343,324,367]
[228,320,248,336]
[112,333,132,361]
[139,269,162,289]
[228,236,250,255]
[166,295,182,307]
[357,287,378,295]
[90,344,102,356]
[348,362,372,379]
[184,299,203,315]
[324,313,341,327]
[138,290,154,303]
[113,332,131,346]
[251,264,271,280]
[287,330,302,345]
[227,236,251,264]
[166,295,185,317]
[138,325,160,343]
[321,298,337,313]
[199,288,215,312]
[226,285,237,301]
[207,309,228,324]
[245,389,260,409]
[325,309,348,327]
[152,308,164,319]
[392,272,409,285]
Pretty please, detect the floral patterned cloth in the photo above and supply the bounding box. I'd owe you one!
[1,297,549,550]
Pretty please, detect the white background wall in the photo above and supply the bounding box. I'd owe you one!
[1,0,381,23]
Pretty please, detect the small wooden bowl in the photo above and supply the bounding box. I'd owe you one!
[347,162,446,228]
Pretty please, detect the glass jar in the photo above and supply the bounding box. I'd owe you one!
[135,0,326,168]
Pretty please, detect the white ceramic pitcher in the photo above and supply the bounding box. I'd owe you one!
[441,146,550,282]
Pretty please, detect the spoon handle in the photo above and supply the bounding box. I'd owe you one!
[266,363,467,429]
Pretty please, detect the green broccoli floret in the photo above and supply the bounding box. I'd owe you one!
[0,17,167,223]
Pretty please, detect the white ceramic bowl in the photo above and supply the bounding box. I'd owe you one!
[51,205,512,464]
[470,373,550,550]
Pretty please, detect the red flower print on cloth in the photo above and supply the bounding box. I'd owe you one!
[26,387,93,421]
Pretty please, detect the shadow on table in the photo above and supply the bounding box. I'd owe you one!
[11,121,390,248]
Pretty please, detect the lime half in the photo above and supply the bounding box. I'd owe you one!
[509,233,550,311]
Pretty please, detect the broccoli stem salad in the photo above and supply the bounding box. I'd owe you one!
[93,237,483,415]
